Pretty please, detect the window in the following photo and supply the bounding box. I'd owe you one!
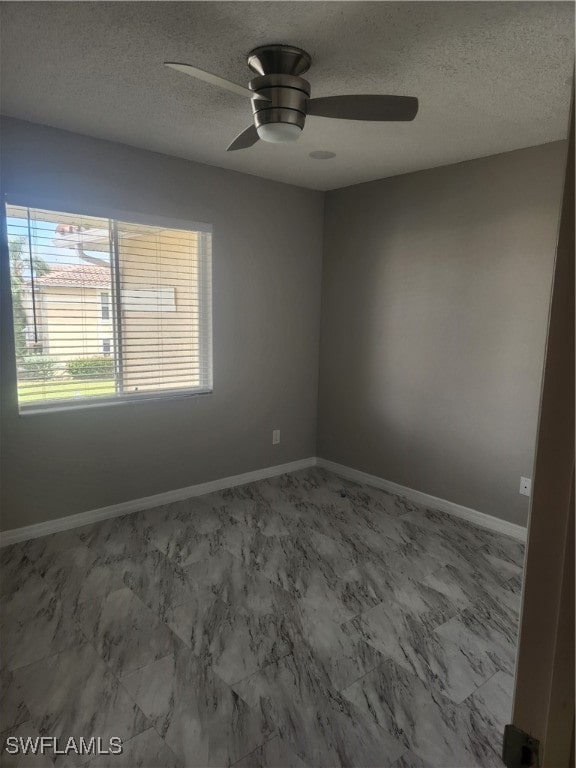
[100,292,110,320]
[6,204,212,411]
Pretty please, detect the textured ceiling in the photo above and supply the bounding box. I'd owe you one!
[1,1,573,190]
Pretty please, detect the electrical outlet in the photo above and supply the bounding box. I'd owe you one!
[519,477,532,497]
[272,429,280,445]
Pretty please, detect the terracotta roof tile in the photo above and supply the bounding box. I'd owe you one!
[31,264,111,288]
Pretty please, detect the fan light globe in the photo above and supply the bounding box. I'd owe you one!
[256,123,302,143]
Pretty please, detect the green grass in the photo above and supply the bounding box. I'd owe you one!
[18,378,115,404]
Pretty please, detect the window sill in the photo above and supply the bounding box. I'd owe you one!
[18,387,213,416]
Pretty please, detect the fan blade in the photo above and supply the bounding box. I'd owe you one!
[307,95,418,121]
[227,125,260,151]
[164,62,269,101]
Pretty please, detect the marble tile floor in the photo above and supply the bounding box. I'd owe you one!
[0,468,524,768]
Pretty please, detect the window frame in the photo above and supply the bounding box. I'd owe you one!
[3,198,214,414]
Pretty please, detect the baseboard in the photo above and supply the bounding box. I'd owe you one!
[0,457,318,547]
[0,454,526,547]
[316,457,527,542]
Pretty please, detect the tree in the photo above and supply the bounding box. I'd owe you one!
[9,237,50,360]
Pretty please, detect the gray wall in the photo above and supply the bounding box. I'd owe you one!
[0,119,566,533]
[318,142,567,527]
[0,118,324,531]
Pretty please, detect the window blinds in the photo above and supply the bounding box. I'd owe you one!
[6,204,212,410]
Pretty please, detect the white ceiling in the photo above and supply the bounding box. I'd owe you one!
[1,2,573,190]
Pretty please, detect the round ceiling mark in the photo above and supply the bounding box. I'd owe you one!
[309,150,336,160]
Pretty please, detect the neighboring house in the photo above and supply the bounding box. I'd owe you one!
[25,263,113,365]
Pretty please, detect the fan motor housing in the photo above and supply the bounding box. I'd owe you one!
[247,46,312,134]
[250,74,310,132]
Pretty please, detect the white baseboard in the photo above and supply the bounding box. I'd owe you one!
[0,457,318,547]
[316,458,527,542]
[0,454,526,547]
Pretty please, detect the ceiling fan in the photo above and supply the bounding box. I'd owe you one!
[165,44,418,151]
